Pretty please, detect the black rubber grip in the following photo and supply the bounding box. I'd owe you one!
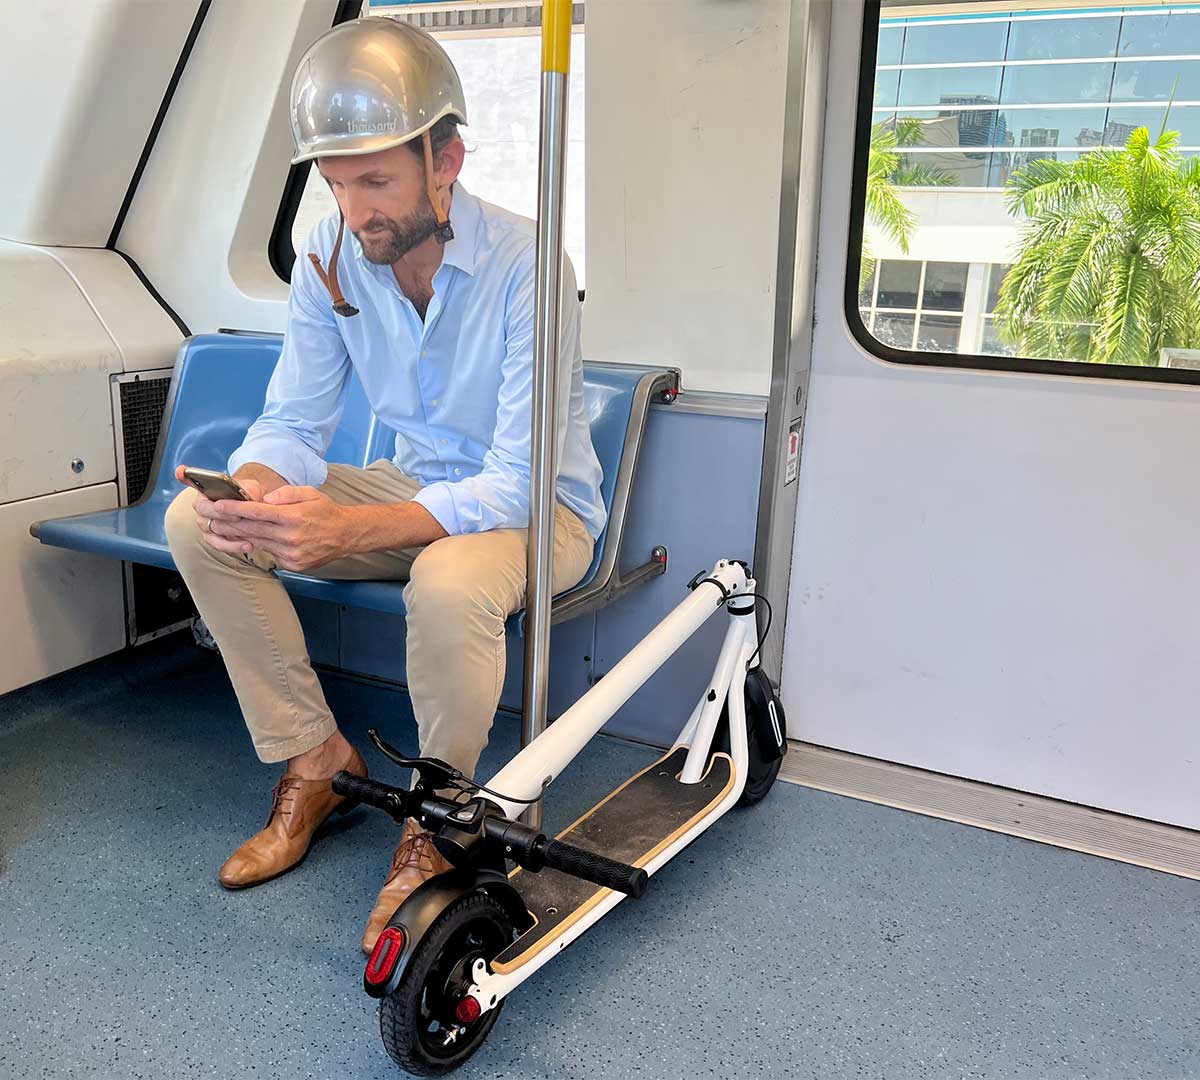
[332,771,404,813]
[541,839,649,899]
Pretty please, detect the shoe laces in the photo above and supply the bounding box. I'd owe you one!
[269,776,300,821]
[388,828,441,880]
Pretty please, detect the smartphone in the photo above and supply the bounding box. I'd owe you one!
[182,467,250,502]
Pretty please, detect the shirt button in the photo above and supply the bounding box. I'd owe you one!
[431,398,439,406]
[440,438,448,445]
[454,468,462,476]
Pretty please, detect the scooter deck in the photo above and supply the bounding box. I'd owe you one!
[491,747,735,974]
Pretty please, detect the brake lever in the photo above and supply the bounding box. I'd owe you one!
[367,728,462,793]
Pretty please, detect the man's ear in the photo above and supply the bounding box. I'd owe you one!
[438,136,467,187]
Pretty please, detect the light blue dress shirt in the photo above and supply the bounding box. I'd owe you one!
[229,186,606,540]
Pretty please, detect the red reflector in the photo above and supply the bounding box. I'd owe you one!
[454,995,482,1024]
[365,927,405,985]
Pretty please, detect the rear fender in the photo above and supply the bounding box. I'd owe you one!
[364,868,532,999]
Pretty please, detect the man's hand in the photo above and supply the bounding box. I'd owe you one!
[175,465,266,556]
[205,485,355,572]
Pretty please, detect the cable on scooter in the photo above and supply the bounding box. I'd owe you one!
[686,571,774,670]
[743,592,773,668]
[442,774,549,806]
[366,728,548,806]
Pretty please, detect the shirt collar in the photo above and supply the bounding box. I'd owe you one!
[439,183,479,277]
[351,182,480,278]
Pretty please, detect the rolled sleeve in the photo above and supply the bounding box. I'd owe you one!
[410,481,462,535]
[228,432,328,488]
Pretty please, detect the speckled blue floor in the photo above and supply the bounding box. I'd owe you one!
[1,639,1197,1080]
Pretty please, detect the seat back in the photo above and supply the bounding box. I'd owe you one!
[578,370,640,580]
[149,335,382,500]
[153,335,642,587]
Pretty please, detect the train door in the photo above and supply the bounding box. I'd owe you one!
[774,0,1200,855]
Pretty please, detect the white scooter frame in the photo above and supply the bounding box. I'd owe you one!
[459,556,756,1016]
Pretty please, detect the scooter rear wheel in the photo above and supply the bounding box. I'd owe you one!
[379,892,514,1076]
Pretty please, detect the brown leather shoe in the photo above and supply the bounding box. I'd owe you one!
[361,819,453,954]
[218,746,368,889]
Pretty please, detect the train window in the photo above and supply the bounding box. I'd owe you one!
[849,2,1200,383]
[273,2,585,286]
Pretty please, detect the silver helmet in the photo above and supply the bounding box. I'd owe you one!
[290,18,468,317]
[290,18,468,164]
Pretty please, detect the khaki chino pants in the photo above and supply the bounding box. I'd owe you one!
[164,460,593,777]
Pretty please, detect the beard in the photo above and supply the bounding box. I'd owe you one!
[354,204,439,265]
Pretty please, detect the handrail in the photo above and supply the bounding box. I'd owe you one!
[548,368,679,625]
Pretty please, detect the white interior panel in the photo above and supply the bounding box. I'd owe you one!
[782,0,1200,831]
[0,0,196,246]
[119,0,340,334]
[0,242,123,505]
[0,486,125,696]
[582,0,790,396]
[48,249,182,373]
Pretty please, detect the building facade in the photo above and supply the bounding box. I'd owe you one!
[865,3,1200,358]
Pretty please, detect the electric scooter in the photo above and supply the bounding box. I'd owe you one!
[333,558,787,1075]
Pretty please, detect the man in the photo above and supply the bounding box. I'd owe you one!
[164,18,603,954]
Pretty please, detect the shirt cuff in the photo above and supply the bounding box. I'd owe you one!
[228,434,328,488]
[411,481,463,535]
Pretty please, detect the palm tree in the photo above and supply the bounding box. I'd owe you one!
[996,125,1200,366]
[865,123,916,262]
[863,119,955,287]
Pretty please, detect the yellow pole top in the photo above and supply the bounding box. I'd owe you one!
[542,0,572,74]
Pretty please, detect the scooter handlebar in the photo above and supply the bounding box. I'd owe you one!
[332,771,407,817]
[333,772,649,898]
[540,838,649,899]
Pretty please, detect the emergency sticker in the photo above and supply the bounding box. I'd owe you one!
[784,419,802,486]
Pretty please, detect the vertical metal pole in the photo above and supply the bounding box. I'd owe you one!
[521,0,572,828]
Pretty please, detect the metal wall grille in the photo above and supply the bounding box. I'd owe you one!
[118,376,170,503]
[387,3,583,33]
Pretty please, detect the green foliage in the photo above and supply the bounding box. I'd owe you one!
[997,126,1200,366]
[863,120,955,288]
[866,124,916,253]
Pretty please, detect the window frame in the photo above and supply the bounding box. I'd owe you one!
[268,0,362,284]
[845,1,1200,387]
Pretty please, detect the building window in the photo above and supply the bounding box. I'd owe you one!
[978,264,1016,358]
[274,3,586,286]
[874,7,1200,191]
[859,260,967,353]
[850,2,1200,382]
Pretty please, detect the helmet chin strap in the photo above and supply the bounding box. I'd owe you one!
[309,130,453,319]
[307,213,359,318]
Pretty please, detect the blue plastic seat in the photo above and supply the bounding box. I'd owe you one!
[33,334,675,624]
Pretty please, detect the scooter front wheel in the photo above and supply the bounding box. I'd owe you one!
[379,892,514,1076]
[717,667,785,807]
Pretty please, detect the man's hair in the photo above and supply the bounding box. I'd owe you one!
[408,116,460,161]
